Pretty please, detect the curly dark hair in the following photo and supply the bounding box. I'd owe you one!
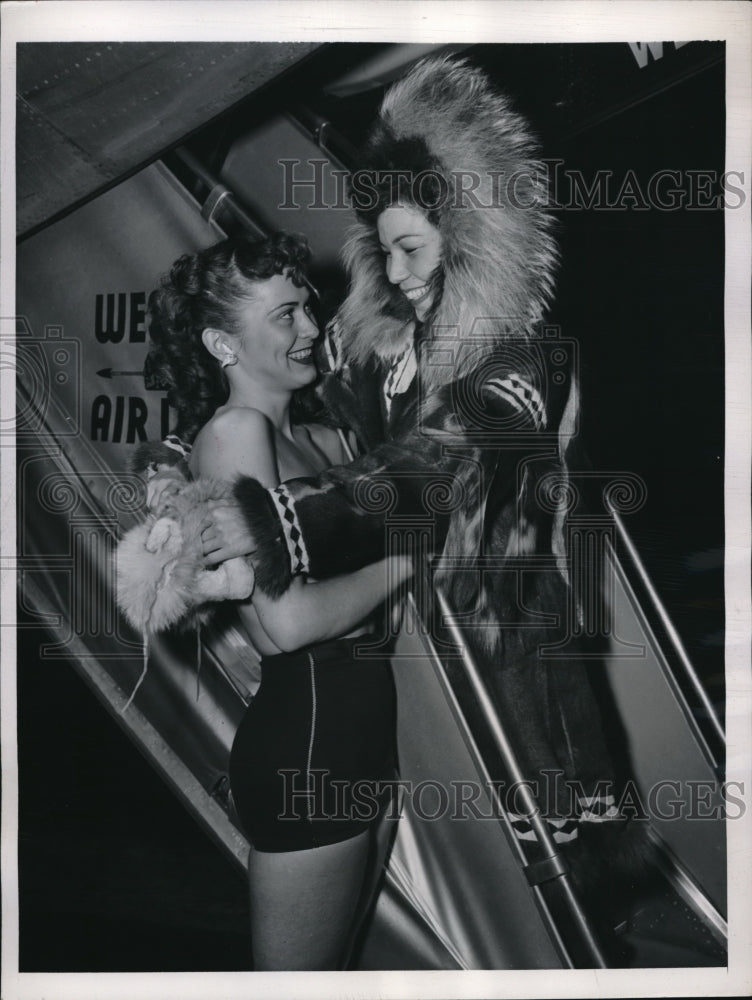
[146,232,311,443]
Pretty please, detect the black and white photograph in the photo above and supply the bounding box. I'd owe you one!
[1,2,750,998]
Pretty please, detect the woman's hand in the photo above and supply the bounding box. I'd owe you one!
[201,502,258,565]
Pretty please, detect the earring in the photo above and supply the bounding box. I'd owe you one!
[221,353,238,369]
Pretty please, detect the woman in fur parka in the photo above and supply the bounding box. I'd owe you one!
[204,56,650,943]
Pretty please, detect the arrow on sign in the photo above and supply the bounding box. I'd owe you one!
[97,368,144,378]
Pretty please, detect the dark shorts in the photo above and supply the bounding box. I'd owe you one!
[229,635,396,852]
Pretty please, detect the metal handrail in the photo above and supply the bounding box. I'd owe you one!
[169,148,322,302]
[172,147,266,236]
[427,583,608,969]
[610,507,725,748]
[288,106,358,170]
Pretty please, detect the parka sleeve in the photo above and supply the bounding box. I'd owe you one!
[234,359,555,598]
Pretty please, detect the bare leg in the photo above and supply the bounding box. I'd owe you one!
[341,784,403,967]
[247,830,371,970]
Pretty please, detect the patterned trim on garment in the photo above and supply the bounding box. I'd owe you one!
[552,373,580,586]
[322,318,342,374]
[270,484,310,576]
[507,812,580,844]
[485,374,547,430]
[383,343,417,418]
[163,434,192,458]
[577,794,620,824]
[507,795,622,844]
[146,435,193,478]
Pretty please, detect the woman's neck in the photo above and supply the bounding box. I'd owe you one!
[226,381,294,439]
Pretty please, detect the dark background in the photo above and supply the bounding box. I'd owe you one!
[17,610,251,971]
[18,40,726,970]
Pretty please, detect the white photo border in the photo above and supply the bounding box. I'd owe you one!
[2,2,750,998]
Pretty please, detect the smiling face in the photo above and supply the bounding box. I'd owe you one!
[229,272,319,392]
[377,204,443,321]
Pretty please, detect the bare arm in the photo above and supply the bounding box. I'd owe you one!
[193,408,411,652]
[251,558,411,652]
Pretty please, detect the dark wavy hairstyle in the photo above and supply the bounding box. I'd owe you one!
[146,232,311,443]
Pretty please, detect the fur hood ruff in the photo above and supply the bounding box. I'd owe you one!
[337,56,558,390]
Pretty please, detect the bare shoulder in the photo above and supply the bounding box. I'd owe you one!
[192,406,273,455]
[206,405,273,436]
[191,406,279,484]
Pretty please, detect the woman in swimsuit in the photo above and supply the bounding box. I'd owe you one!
[146,231,411,970]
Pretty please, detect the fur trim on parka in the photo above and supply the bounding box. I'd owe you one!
[336,55,558,389]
